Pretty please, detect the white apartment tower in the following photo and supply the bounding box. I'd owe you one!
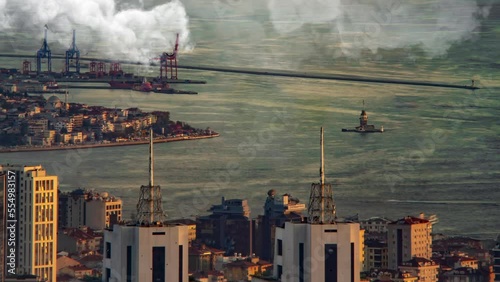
[387,216,432,270]
[273,128,361,282]
[103,129,188,282]
[0,165,58,282]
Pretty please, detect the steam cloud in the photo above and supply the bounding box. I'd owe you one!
[0,0,190,62]
[268,0,491,57]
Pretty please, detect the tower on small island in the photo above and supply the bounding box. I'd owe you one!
[103,128,189,282]
[342,100,384,133]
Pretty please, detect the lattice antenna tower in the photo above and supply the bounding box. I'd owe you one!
[307,127,337,224]
[136,128,166,225]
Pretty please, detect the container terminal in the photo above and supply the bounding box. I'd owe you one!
[0,29,204,95]
[0,27,480,91]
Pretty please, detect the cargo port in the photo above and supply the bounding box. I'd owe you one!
[0,29,205,95]
[0,27,480,91]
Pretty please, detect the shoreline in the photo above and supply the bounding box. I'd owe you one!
[0,133,220,153]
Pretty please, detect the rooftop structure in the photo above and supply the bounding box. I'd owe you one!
[273,128,362,282]
[103,129,188,282]
[136,128,166,225]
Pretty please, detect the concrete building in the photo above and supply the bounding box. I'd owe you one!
[360,217,392,234]
[103,129,189,282]
[58,188,87,229]
[254,190,305,261]
[223,256,272,282]
[493,236,500,282]
[189,243,225,273]
[0,165,58,282]
[398,257,439,282]
[57,226,102,255]
[387,216,432,270]
[103,223,188,282]
[364,239,389,271]
[85,193,122,230]
[166,218,197,242]
[58,188,122,230]
[197,197,253,256]
[273,128,361,282]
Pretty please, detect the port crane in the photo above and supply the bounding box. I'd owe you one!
[65,30,80,75]
[36,26,52,74]
[160,33,179,80]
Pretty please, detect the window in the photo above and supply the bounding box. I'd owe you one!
[106,242,111,258]
[277,239,283,256]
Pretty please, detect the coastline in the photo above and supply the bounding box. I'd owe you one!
[0,133,220,153]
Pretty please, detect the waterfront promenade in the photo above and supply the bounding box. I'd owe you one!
[0,133,219,153]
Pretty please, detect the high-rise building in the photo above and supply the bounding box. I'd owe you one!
[0,165,58,282]
[103,129,188,282]
[387,216,432,270]
[273,128,361,282]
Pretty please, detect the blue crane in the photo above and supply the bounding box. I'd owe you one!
[65,29,80,75]
[36,26,52,74]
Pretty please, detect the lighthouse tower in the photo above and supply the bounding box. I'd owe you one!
[359,101,368,128]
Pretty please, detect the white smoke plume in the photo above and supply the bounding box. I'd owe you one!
[268,0,491,58]
[0,0,190,62]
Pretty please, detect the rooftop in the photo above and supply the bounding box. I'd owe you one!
[390,216,430,225]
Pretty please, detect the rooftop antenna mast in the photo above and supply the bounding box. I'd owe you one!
[307,127,337,224]
[136,128,166,225]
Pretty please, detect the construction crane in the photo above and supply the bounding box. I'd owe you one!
[36,26,52,74]
[160,33,179,80]
[65,29,80,75]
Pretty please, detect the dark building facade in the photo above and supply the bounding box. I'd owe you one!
[196,197,253,256]
[254,190,305,262]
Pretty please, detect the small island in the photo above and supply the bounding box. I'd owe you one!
[0,90,218,153]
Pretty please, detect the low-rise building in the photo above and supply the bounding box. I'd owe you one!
[223,256,272,282]
[189,243,225,273]
[57,227,103,255]
[398,258,439,282]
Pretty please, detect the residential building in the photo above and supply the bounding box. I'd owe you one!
[166,218,197,242]
[254,190,305,262]
[360,217,392,234]
[189,243,225,273]
[387,216,432,270]
[493,236,500,282]
[223,256,272,282]
[57,226,102,255]
[197,197,253,256]
[273,128,361,282]
[440,267,488,282]
[85,193,122,230]
[58,189,122,230]
[0,165,58,282]
[364,239,389,271]
[398,258,439,282]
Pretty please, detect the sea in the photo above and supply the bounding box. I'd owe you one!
[0,0,499,239]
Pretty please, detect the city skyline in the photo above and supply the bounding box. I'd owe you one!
[0,2,498,281]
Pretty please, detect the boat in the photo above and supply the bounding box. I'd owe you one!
[152,81,197,95]
[342,102,384,133]
[108,80,137,89]
[132,78,153,92]
[44,81,59,89]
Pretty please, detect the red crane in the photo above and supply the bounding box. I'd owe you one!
[160,33,179,80]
